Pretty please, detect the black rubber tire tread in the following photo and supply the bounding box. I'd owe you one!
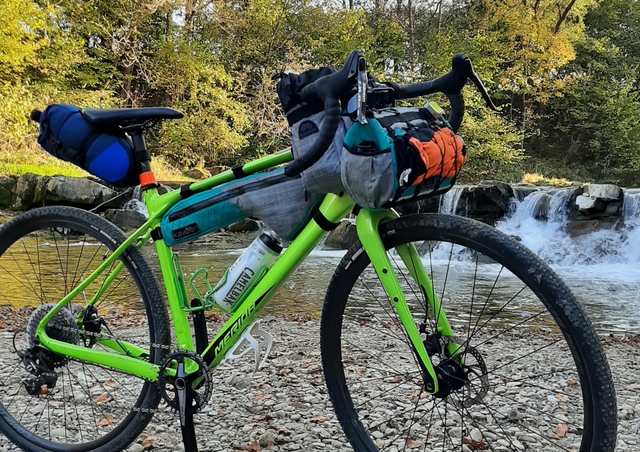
[320,213,617,452]
[0,206,171,452]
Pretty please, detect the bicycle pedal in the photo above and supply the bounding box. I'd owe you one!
[225,321,273,372]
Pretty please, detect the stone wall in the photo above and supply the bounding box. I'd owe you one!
[1,174,635,245]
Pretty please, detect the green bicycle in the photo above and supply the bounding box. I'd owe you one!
[0,52,616,452]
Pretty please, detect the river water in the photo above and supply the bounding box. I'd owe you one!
[0,188,638,335]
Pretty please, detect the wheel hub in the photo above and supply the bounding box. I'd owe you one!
[433,359,468,398]
[422,332,489,402]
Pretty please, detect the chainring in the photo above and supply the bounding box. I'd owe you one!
[158,352,211,413]
[25,304,80,367]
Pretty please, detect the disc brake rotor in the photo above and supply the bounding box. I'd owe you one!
[460,344,489,408]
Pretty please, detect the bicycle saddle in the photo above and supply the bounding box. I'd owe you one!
[82,107,183,127]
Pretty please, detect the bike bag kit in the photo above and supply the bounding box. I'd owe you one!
[161,169,317,246]
[33,105,139,187]
[277,67,352,194]
[341,107,466,209]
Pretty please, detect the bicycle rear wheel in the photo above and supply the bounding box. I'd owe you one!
[321,213,616,452]
[0,206,170,452]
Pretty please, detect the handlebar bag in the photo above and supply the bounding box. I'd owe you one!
[277,68,351,195]
[161,169,318,246]
[35,105,139,187]
[341,107,466,210]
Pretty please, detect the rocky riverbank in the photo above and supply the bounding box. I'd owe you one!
[0,316,638,452]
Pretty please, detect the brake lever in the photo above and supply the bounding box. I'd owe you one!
[461,58,499,112]
[469,70,499,111]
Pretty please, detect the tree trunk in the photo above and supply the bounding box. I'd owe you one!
[408,0,415,73]
[435,0,443,53]
[120,63,133,106]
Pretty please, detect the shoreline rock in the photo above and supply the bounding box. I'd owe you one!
[1,174,638,247]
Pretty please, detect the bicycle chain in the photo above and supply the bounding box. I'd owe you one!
[52,324,176,351]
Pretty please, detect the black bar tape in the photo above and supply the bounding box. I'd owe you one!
[180,183,194,199]
[232,164,246,179]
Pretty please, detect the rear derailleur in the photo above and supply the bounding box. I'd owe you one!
[17,346,59,395]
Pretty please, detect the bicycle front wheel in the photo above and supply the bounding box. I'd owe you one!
[0,206,170,452]
[321,213,616,452]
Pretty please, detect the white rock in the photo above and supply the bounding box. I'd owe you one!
[576,194,598,211]
[584,184,621,201]
[470,427,483,442]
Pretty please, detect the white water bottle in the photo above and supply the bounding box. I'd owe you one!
[211,232,282,312]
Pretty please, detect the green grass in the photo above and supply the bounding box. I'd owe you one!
[0,162,87,178]
[0,148,194,182]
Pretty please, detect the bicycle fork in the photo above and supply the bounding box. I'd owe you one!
[356,210,458,396]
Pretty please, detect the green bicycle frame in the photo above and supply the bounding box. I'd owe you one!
[34,149,456,393]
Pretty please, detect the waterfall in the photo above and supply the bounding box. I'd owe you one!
[625,190,640,220]
[497,187,639,266]
[547,187,578,222]
[507,190,548,223]
[439,186,464,215]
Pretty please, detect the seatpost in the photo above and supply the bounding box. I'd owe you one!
[130,130,157,188]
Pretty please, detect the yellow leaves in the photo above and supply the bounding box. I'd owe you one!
[0,0,47,70]
[482,0,594,81]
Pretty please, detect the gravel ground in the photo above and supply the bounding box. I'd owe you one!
[0,317,637,452]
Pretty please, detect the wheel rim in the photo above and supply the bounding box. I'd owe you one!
[330,232,590,452]
[0,215,158,450]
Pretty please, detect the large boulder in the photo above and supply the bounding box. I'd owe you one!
[12,174,49,210]
[227,219,260,233]
[456,181,515,224]
[103,209,147,231]
[574,184,623,217]
[324,220,358,250]
[512,183,539,202]
[0,176,17,208]
[45,176,118,206]
[567,184,624,236]
[183,168,211,180]
[396,195,441,215]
